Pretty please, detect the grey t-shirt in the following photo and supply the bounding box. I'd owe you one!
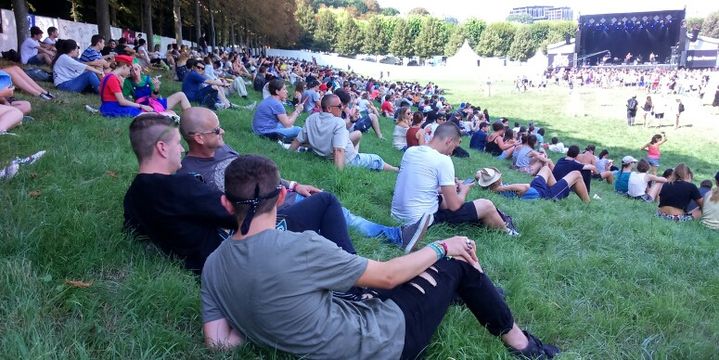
[296,112,357,163]
[201,229,405,359]
[178,145,238,193]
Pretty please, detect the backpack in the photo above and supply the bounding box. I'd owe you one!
[678,103,685,113]
[1,49,20,62]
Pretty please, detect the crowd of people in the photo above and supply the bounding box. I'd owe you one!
[3,23,719,360]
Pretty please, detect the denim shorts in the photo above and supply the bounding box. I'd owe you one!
[26,55,45,65]
[348,153,385,170]
[647,157,660,167]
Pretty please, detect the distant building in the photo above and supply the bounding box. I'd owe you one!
[509,6,573,21]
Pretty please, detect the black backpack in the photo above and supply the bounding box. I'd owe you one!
[1,49,20,62]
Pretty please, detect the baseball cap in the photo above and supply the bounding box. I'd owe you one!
[622,155,638,164]
[114,55,134,65]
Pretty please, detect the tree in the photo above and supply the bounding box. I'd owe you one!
[295,0,316,49]
[143,0,154,49]
[381,7,399,16]
[335,12,363,56]
[195,0,202,44]
[362,15,384,54]
[507,25,537,61]
[12,0,29,52]
[363,0,380,14]
[463,18,486,49]
[173,0,182,44]
[686,17,703,31]
[314,9,338,51]
[408,7,430,17]
[96,0,111,41]
[444,24,465,56]
[507,13,534,24]
[476,22,516,57]
[389,18,413,58]
[701,11,719,38]
[414,17,449,58]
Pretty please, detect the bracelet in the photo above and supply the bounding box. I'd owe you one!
[439,242,448,256]
[426,242,445,261]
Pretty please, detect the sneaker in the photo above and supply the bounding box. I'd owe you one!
[84,105,99,114]
[243,101,257,111]
[39,92,55,100]
[22,116,34,123]
[507,331,560,359]
[277,140,291,150]
[399,213,433,254]
[228,103,241,110]
[0,131,18,136]
[0,163,19,180]
[15,150,46,166]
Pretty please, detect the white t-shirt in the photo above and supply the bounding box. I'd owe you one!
[53,54,88,86]
[627,172,649,197]
[20,38,40,64]
[43,37,56,46]
[357,99,370,113]
[391,145,455,224]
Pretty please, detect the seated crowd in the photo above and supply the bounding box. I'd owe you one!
[3,23,719,360]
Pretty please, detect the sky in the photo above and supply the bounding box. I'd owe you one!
[376,0,712,22]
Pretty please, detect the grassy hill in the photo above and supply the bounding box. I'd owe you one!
[1,73,717,359]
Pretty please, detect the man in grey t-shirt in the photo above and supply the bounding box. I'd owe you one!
[290,94,398,172]
[201,155,559,359]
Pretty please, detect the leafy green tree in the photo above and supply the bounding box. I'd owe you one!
[701,11,719,38]
[463,18,486,49]
[444,23,466,56]
[381,7,399,16]
[362,15,383,54]
[378,16,397,55]
[295,0,316,48]
[414,17,450,58]
[314,9,338,51]
[686,17,704,31]
[389,18,413,57]
[408,7,430,16]
[476,22,517,57]
[335,12,363,56]
[507,25,537,61]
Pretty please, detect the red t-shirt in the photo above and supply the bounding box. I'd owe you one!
[101,74,122,101]
[381,100,394,114]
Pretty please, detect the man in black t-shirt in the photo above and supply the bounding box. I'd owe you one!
[552,145,596,193]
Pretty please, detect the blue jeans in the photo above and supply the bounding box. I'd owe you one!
[267,124,301,140]
[57,72,100,93]
[294,194,401,246]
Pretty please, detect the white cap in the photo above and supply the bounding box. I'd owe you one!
[622,155,638,164]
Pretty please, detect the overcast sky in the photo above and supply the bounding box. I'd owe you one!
[376,0,711,22]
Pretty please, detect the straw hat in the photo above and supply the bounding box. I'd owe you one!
[476,167,502,188]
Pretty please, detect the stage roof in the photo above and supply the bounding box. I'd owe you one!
[578,9,685,27]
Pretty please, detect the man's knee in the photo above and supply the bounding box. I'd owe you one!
[472,199,495,218]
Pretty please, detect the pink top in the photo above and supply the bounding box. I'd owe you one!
[647,144,661,158]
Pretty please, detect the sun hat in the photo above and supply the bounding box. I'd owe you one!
[476,167,502,188]
[622,155,638,165]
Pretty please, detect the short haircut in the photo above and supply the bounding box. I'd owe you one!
[700,179,712,188]
[320,94,338,111]
[551,137,558,144]
[567,145,580,158]
[187,58,199,69]
[527,134,537,148]
[433,123,461,141]
[138,38,146,46]
[537,128,545,136]
[268,79,285,96]
[637,159,650,173]
[30,26,43,37]
[491,121,504,132]
[47,27,58,35]
[128,113,179,163]
[585,144,596,152]
[90,34,104,46]
[224,155,281,229]
[479,121,489,129]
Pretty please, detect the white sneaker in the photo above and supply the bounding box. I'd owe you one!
[0,163,19,180]
[85,105,99,114]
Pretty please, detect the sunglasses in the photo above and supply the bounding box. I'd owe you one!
[192,126,221,136]
[196,65,205,70]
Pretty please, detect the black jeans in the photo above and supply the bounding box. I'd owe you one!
[277,192,356,254]
[375,258,514,359]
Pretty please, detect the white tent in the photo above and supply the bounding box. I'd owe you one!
[446,40,480,68]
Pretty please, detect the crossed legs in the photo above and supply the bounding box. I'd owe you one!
[2,66,47,96]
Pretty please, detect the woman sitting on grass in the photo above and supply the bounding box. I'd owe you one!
[99,55,155,117]
[700,171,719,230]
[627,159,668,202]
[405,111,426,149]
[512,134,554,175]
[1,65,55,100]
[0,73,32,134]
[392,106,410,151]
[52,39,103,94]
[656,163,703,222]
[123,63,190,114]
[484,121,517,159]
[477,165,590,203]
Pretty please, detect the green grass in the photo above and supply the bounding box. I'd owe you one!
[1,72,718,359]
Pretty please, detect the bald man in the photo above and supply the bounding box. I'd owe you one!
[176,107,431,253]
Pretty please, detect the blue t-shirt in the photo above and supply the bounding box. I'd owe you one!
[80,47,102,62]
[182,71,208,101]
[614,170,631,193]
[469,130,487,151]
[252,97,286,134]
[302,89,320,113]
[498,182,541,200]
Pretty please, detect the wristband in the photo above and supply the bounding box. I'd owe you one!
[439,242,448,256]
[427,243,444,261]
[288,181,297,192]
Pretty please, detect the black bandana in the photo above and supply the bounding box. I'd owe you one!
[227,183,281,235]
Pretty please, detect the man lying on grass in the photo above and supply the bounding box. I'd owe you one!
[176,107,430,253]
[391,123,520,236]
[201,154,560,359]
[476,165,590,203]
[123,113,429,275]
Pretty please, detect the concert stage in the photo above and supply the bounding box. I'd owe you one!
[580,63,677,71]
[575,9,685,67]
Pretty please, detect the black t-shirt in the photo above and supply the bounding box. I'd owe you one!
[658,180,702,210]
[553,157,592,192]
[123,173,236,273]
